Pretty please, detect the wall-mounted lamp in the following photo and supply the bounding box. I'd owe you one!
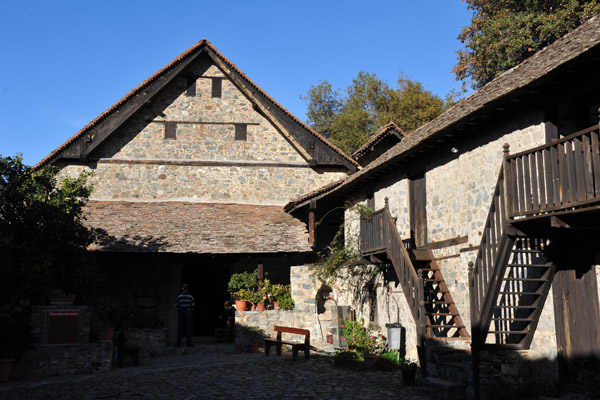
[450,147,459,154]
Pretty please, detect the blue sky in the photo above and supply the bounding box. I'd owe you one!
[0,1,473,166]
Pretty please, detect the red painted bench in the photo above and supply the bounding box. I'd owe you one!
[264,326,310,361]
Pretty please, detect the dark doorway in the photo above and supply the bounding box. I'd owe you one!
[409,172,427,248]
[181,261,230,336]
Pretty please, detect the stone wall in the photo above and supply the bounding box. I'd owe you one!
[235,265,419,361]
[57,57,346,205]
[363,111,559,361]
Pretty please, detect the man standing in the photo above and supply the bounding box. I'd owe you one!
[175,284,195,347]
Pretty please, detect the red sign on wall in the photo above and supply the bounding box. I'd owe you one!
[46,311,79,345]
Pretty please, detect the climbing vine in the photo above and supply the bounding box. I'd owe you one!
[311,202,376,284]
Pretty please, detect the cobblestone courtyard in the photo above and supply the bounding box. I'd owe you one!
[0,346,436,400]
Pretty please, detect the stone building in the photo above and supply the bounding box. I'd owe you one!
[286,15,600,395]
[37,40,357,342]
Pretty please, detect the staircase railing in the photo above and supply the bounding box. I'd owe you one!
[360,200,427,341]
[504,124,600,219]
[469,149,514,347]
[360,207,388,255]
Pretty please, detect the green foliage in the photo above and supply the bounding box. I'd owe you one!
[275,289,294,310]
[340,318,387,355]
[314,224,362,283]
[0,154,103,358]
[400,358,418,371]
[312,203,376,283]
[333,348,361,368]
[377,351,403,371]
[303,72,451,155]
[243,326,267,344]
[228,269,260,293]
[0,154,104,306]
[454,0,600,89]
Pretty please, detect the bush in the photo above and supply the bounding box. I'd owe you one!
[333,348,361,368]
[377,351,402,370]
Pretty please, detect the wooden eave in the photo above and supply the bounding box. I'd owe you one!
[36,41,359,172]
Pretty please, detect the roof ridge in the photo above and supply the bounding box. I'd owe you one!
[36,39,210,168]
[203,43,358,168]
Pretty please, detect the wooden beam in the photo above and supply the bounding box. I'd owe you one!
[309,200,316,248]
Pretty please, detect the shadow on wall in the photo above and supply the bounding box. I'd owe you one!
[426,339,600,400]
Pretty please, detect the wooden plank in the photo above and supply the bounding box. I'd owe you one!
[592,131,600,197]
[211,77,222,98]
[558,143,567,205]
[516,156,526,214]
[582,134,594,199]
[529,153,539,212]
[573,137,586,202]
[565,141,578,204]
[537,150,547,209]
[234,124,247,141]
[164,121,177,139]
[550,145,560,206]
[509,159,519,216]
[186,76,196,97]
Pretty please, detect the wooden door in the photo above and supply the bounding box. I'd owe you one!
[409,172,427,248]
[553,266,600,383]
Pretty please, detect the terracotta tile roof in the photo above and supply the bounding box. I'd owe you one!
[351,121,405,160]
[84,201,312,254]
[36,40,358,170]
[286,15,600,208]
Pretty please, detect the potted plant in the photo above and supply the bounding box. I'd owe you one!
[228,270,260,311]
[244,326,266,353]
[340,319,387,368]
[272,284,294,310]
[400,358,418,386]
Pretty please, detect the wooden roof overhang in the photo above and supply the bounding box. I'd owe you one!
[285,15,600,215]
[36,41,359,172]
[351,121,406,162]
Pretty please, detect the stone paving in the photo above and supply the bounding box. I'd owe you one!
[0,344,436,400]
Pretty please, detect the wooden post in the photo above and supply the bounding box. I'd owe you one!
[257,264,264,280]
[502,143,512,220]
[384,196,389,210]
[309,199,316,248]
[468,261,480,400]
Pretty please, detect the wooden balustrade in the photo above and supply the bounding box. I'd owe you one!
[504,124,600,219]
[360,201,426,340]
[470,165,509,329]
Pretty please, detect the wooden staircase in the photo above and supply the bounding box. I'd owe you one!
[484,237,556,348]
[412,249,469,339]
[360,201,469,340]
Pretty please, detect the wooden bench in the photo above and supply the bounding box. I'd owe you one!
[264,326,310,361]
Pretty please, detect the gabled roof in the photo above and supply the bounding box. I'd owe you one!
[285,15,600,212]
[351,121,405,162]
[85,201,312,254]
[37,40,359,171]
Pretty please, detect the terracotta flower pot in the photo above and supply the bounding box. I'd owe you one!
[235,300,248,312]
[256,303,266,311]
[363,353,380,368]
[97,328,115,342]
[247,343,259,353]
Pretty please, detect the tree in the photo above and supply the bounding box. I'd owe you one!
[0,155,103,307]
[303,72,451,155]
[454,0,600,90]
